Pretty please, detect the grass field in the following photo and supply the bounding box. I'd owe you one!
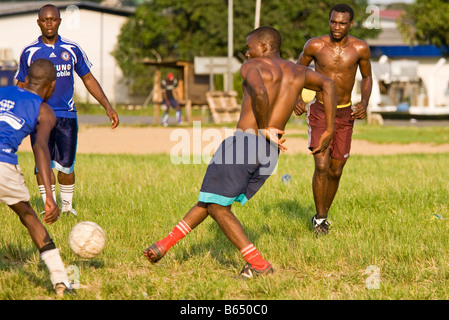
[1,125,449,302]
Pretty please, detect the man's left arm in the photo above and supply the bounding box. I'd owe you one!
[241,61,269,129]
[81,72,119,128]
[352,43,372,119]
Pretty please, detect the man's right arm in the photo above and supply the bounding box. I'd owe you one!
[294,39,317,115]
[15,51,30,88]
[33,102,59,224]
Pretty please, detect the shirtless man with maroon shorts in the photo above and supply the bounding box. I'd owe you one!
[295,3,373,236]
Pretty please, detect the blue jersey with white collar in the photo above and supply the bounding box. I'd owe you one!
[15,35,92,118]
[0,86,43,165]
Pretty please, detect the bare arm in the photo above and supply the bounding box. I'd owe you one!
[296,40,315,67]
[240,61,286,151]
[241,62,270,129]
[353,44,372,119]
[33,102,59,224]
[81,72,119,128]
[295,39,317,115]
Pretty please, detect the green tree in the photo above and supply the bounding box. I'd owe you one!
[398,0,449,55]
[113,0,379,94]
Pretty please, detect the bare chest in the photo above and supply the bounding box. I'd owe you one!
[314,45,359,75]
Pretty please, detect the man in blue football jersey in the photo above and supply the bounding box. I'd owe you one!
[1,59,74,296]
[15,4,119,216]
[161,72,181,126]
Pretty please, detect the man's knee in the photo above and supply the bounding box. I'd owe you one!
[329,159,347,180]
[207,203,229,220]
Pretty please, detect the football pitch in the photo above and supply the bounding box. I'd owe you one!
[1,128,449,301]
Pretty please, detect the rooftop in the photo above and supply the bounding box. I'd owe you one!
[0,1,135,17]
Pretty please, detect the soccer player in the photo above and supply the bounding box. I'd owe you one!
[294,3,373,236]
[15,4,119,216]
[161,72,181,127]
[1,59,73,296]
[144,26,337,278]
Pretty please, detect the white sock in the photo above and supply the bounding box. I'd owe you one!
[38,185,56,204]
[40,248,72,289]
[60,184,75,211]
[162,113,169,125]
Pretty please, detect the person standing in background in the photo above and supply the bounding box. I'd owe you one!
[15,4,119,216]
[161,72,181,126]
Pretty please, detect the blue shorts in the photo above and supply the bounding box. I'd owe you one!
[198,130,279,206]
[32,117,78,174]
[163,98,179,108]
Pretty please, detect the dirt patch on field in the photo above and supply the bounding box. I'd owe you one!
[18,126,449,156]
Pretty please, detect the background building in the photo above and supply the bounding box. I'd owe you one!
[362,8,449,117]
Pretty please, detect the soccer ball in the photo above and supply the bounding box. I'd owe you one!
[69,221,106,259]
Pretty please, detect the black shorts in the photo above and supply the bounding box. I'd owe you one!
[198,130,279,206]
[31,117,78,174]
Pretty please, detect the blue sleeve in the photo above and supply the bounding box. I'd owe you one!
[74,46,92,78]
[15,50,30,82]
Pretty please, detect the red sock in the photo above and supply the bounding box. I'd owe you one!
[240,244,270,270]
[158,220,192,251]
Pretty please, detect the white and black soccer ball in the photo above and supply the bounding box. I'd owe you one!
[69,221,106,259]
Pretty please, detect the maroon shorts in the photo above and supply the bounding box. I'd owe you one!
[306,98,355,160]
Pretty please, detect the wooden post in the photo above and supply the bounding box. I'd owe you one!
[153,67,162,125]
[185,99,192,123]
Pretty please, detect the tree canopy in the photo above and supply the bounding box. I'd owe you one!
[398,0,449,56]
[113,0,379,93]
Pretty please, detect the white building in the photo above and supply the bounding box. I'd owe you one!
[361,9,449,117]
[0,1,136,106]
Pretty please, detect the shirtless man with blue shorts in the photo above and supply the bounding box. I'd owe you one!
[144,26,337,278]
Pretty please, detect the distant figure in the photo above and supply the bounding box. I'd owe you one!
[15,4,119,217]
[295,3,373,236]
[144,26,336,279]
[1,59,73,296]
[161,72,181,126]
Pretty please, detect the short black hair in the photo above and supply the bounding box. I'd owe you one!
[248,26,282,51]
[329,3,354,22]
[38,4,61,18]
[29,59,56,85]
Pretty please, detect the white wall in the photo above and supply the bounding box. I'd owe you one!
[0,8,130,106]
[415,58,449,107]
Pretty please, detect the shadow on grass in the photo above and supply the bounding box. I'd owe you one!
[261,199,315,228]
[173,199,315,270]
[0,244,35,271]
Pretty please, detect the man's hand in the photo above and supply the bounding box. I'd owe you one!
[107,108,120,129]
[351,102,367,119]
[310,130,333,155]
[294,97,307,116]
[43,198,60,224]
[260,127,287,152]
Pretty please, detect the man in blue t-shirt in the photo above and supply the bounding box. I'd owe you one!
[15,4,119,216]
[1,59,74,296]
